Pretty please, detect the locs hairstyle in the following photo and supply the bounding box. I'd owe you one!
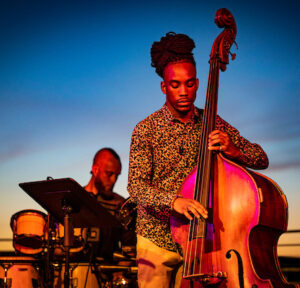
[151,32,196,78]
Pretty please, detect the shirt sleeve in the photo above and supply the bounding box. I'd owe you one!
[216,116,269,169]
[127,122,174,216]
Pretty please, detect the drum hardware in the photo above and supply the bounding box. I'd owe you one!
[112,252,135,262]
[82,240,102,288]
[51,263,137,288]
[97,265,137,273]
[98,265,137,288]
[61,199,76,288]
[119,198,136,232]
[112,276,131,288]
[120,246,136,261]
[19,177,120,288]
[120,246,135,254]
[86,227,100,243]
[51,262,77,288]
[43,214,57,288]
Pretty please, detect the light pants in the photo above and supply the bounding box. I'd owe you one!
[136,235,183,288]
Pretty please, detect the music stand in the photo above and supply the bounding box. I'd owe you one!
[19,177,120,288]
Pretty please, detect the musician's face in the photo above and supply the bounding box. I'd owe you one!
[161,62,198,119]
[93,153,121,198]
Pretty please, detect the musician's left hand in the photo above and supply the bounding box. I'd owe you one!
[208,130,242,159]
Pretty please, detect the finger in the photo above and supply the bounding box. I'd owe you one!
[186,206,201,219]
[211,137,229,147]
[209,133,221,141]
[198,209,208,219]
[184,209,193,221]
[208,144,222,151]
[191,202,208,218]
[209,131,229,142]
[208,137,222,146]
[209,139,228,152]
[209,130,221,137]
[209,133,226,143]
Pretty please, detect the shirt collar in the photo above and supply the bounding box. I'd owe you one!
[162,103,199,124]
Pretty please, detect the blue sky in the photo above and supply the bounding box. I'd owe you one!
[0,0,299,256]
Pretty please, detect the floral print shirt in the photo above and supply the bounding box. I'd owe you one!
[127,104,268,251]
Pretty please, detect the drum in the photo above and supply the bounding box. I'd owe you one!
[52,262,137,288]
[10,210,47,255]
[54,224,86,254]
[0,256,41,288]
[52,263,100,288]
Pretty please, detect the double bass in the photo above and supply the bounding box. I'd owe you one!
[171,8,298,288]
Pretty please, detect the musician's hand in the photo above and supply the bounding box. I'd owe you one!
[173,198,208,221]
[208,130,242,159]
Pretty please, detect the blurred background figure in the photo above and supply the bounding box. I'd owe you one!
[85,148,124,214]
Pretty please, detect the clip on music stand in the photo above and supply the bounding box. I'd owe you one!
[19,177,120,288]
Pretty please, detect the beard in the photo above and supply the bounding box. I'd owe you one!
[95,179,114,200]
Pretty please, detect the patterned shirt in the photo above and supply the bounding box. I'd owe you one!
[127,104,268,252]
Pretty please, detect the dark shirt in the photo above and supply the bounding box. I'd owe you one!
[95,192,124,216]
[87,191,136,259]
[127,104,268,251]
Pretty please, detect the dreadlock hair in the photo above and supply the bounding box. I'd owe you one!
[151,32,196,78]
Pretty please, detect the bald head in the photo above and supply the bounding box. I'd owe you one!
[93,148,121,166]
[91,148,121,199]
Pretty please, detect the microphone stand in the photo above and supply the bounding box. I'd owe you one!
[62,201,75,288]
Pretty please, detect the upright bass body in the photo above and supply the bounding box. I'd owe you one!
[170,8,298,288]
[171,154,297,287]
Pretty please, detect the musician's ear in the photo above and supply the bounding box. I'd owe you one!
[196,78,199,90]
[91,165,98,176]
[161,81,166,94]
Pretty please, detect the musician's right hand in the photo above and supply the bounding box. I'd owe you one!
[173,198,208,221]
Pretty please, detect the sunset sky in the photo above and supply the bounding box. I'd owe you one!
[0,0,299,257]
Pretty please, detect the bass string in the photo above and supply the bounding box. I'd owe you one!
[193,64,214,275]
[184,59,219,276]
[185,60,213,276]
[183,62,213,277]
[189,59,219,276]
[181,59,217,276]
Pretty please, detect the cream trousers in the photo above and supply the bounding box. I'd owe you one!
[136,235,183,288]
